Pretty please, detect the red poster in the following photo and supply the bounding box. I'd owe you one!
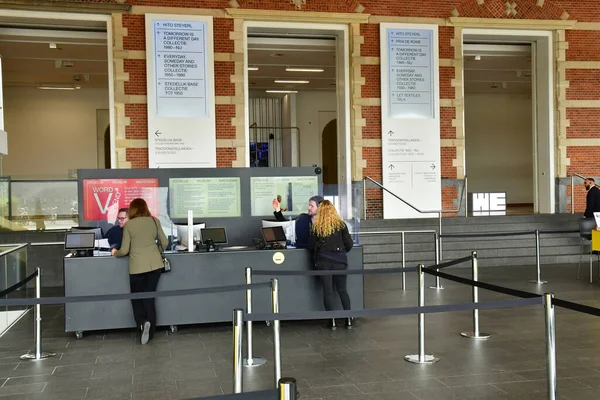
[83,179,159,221]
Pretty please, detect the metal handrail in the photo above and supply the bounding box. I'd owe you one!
[362,176,467,216]
[570,173,600,214]
[0,243,27,258]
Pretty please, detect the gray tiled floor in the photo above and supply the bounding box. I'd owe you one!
[2,264,600,399]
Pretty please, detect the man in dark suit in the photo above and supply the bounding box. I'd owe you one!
[584,178,600,218]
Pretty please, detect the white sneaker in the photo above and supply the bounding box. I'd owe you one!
[141,321,151,345]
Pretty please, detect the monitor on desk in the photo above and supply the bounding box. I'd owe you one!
[175,223,205,249]
[64,232,96,251]
[262,219,295,243]
[200,228,227,245]
[261,226,287,244]
[71,226,103,241]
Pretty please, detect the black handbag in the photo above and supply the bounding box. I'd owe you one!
[153,218,171,272]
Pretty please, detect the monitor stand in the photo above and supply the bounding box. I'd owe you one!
[203,239,220,252]
[74,249,93,257]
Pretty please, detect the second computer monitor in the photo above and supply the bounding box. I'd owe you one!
[176,223,205,249]
[261,226,287,244]
[200,228,227,245]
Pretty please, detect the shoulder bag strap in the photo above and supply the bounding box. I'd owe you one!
[152,218,164,255]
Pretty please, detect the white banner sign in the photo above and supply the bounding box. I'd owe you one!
[380,24,441,219]
[146,15,216,168]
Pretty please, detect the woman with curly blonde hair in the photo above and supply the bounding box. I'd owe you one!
[309,200,354,330]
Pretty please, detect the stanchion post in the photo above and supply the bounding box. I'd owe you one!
[362,178,367,220]
[544,293,557,400]
[243,267,266,368]
[401,232,406,290]
[233,308,244,394]
[429,233,444,290]
[461,252,491,339]
[529,230,548,285]
[405,264,439,364]
[278,377,298,400]
[271,278,282,388]
[20,268,55,361]
[571,175,574,214]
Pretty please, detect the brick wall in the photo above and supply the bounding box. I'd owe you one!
[62,0,600,218]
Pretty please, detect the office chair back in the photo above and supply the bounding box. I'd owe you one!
[579,218,597,241]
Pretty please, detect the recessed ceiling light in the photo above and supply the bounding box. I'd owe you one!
[37,85,80,90]
[474,55,481,61]
[247,67,259,71]
[266,90,298,93]
[49,42,57,49]
[285,68,324,72]
[274,80,309,84]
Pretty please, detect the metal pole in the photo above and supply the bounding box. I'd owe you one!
[232,308,243,394]
[438,212,443,261]
[243,267,266,367]
[405,264,439,364]
[401,232,406,290]
[271,278,282,387]
[278,377,298,400]
[530,230,548,284]
[429,233,444,290]
[544,293,557,400]
[362,178,367,220]
[461,252,491,339]
[571,175,574,214]
[465,175,469,217]
[21,268,55,361]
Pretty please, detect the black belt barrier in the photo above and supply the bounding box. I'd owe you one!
[188,389,278,400]
[0,281,272,307]
[426,255,472,270]
[0,270,38,298]
[252,266,417,276]
[553,298,600,318]
[246,297,542,322]
[423,268,541,299]
[539,229,579,235]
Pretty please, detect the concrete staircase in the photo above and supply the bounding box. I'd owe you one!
[359,214,583,269]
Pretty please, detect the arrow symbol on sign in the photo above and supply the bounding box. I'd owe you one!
[430,163,435,170]
[155,130,162,137]
[388,130,394,136]
[388,164,395,170]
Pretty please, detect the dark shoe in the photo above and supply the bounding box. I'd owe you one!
[346,317,354,330]
[327,319,337,330]
[141,321,151,345]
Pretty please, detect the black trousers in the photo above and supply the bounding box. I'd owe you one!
[129,269,162,334]
[316,261,351,312]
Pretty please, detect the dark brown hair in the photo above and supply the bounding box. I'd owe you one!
[128,198,152,219]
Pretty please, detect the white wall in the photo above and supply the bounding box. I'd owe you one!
[295,91,336,167]
[3,87,108,179]
[465,92,533,204]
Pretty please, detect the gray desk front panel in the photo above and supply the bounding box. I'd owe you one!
[64,248,364,333]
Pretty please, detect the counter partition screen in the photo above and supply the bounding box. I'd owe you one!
[76,167,323,247]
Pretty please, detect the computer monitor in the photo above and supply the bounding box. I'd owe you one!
[64,232,96,251]
[262,219,295,243]
[261,226,287,244]
[200,228,227,245]
[71,226,103,241]
[175,223,205,249]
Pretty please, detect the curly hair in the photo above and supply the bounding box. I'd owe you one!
[311,200,346,238]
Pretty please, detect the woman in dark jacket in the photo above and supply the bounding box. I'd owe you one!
[309,200,354,330]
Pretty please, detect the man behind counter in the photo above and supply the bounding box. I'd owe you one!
[105,208,129,249]
[273,195,323,248]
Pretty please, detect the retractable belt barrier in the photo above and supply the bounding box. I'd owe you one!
[188,389,278,400]
[0,270,38,298]
[0,282,272,307]
[245,297,542,322]
[251,266,416,276]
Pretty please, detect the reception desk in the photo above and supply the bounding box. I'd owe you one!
[64,247,364,337]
